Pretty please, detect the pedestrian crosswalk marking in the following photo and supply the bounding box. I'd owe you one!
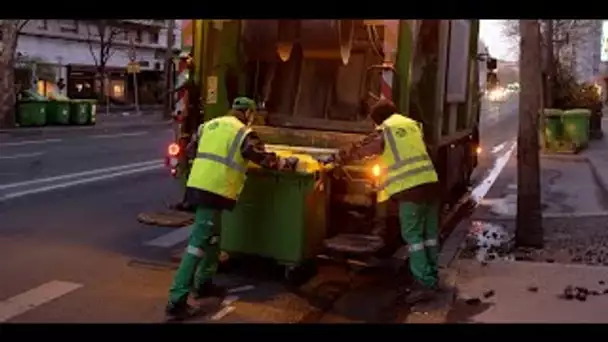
[144,225,192,248]
[0,280,83,322]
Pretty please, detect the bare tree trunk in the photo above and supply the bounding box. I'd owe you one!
[0,22,19,128]
[163,20,176,119]
[516,20,544,248]
[543,20,555,108]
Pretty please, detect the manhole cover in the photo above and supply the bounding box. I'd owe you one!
[137,210,194,228]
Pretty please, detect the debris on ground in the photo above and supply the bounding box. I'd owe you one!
[563,286,574,300]
[557,285,608,301]
[461,217,608,267]
[482,290,495,299]
[463,221,514,263]
[464,298,482,306]
[527,286,538,293]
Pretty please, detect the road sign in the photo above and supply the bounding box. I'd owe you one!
[127,61,141,74]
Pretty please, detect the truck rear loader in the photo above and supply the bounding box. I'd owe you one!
[164,20,495,282]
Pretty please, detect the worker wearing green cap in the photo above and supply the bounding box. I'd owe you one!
[165,96,299,321]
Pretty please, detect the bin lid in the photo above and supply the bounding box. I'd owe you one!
[19,90,49,102]
[48,92,70,101]
[69,99,97,103]
[542,108,563,117]
[563,108,591,116]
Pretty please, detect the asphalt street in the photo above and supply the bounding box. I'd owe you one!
[0,92,519,323]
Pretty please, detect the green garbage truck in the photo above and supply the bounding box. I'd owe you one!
[164,20,488,284]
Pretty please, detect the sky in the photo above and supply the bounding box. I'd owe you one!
[479,20,518,62]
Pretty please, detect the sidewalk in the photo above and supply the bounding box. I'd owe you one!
[0,112,172,139]
[449,259,608,323]
[440,120,608,323]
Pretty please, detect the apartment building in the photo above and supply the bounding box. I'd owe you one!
[16,19,181,104]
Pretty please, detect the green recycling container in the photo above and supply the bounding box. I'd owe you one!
[85,100,97,125]
[16,100,48,127]
[541,108,563,151]
[46,100,71,125]
[69,100,96,125]
[221,169,328,267]
[563,108,591,150]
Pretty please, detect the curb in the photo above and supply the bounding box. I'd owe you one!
[0,120,172,139]
[586,154,608,202]
[472,211,608,221]
[540,153,588,162]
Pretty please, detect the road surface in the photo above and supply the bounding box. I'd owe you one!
[0,93,519,323]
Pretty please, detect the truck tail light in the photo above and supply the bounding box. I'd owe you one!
[168,143,180,157]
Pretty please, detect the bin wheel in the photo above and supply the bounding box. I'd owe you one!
[284,260,318,287]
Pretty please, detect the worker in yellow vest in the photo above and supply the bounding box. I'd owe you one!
[319,99,441,305]
[165,97,299,321]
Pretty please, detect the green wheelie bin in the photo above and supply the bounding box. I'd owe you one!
[562,109,591,150]
[541,108,563,152]
[46,100,71,125]
[69,99,96,125]
[16,90,48,127]
[16,100,48,127]
[221,156,328,285]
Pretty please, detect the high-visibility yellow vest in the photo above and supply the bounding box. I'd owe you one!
[187,116,252,200]
[376,113,438,203]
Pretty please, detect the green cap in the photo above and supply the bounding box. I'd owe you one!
[232,97,256,111]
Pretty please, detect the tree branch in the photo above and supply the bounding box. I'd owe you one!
[85,23,100,68]
[17,20,29,33]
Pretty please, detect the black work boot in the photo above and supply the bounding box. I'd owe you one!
[193,281,227,300]
[165,300,199,322]
[404,281,438,305]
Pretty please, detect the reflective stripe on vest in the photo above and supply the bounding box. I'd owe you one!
[376,114,438,199]
[195,125,248,174]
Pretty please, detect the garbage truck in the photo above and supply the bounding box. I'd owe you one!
[163,20,495,281]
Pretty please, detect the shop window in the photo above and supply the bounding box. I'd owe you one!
[149,31,159,44]
[110,80,125,101]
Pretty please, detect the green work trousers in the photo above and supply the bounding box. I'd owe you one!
[398,200,439,288]
[168,206,222,304]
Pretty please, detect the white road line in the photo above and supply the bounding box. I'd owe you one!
[1,138,62,147]
[0,152,44,160]
[0,159,161,191]
[471,141,517,204]
[491,142,507,154]
[0,280,83,322]
[0,164,163,202]
[91,132,148,139]
[227,285,255,294]
[144,225,192,248]
[211,306,236,321]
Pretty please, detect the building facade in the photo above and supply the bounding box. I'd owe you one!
[16,19,181,105]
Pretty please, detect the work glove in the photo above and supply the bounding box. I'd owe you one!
[316,154,336,165]
[279,156,299,171]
